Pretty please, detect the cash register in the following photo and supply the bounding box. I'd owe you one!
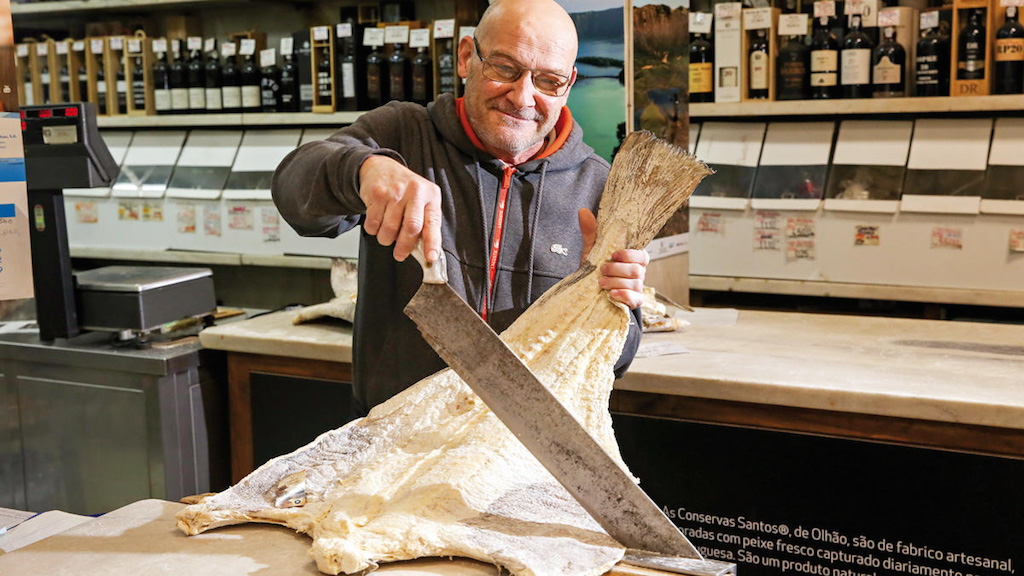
[23,102,216,344]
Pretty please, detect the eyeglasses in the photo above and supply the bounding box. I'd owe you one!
[473,37,575,97]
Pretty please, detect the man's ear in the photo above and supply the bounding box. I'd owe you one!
[456,35,475,79]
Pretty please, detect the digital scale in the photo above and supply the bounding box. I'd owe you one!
[23,102,216,344]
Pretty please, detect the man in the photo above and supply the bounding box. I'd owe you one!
[272,0,649,417]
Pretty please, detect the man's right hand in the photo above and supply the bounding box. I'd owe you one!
[358,155,443,263]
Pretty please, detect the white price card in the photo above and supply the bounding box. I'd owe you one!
[222,42,237,57]
[336,23,353,38]
[73,40,85,52]
[36,43,48,56]
[260,48,276,68]
[458,25,476,41]
[1002,0,1024,7]
[56,41,68,55]
[152,38,168,53]
[384,25,410,45]
[715,2,741,19]
[16,44,27,58]
[919,10,939,30]
[363,27,385,47]
[878,9,900,26]
[110,36,123,50]
[410,28,431,48]
[280,37,294,55]
[743,7,773,30]
[313,25,330,42]
[187,36,202,50]
[171,39,181,53]
[778,13,810,35]
[814,1,837,17]
[239,38,256,56]
[434,19,455,39]
[844,0,865,14]
[127,39,142,53]
[90,38,104,55]
[204,38,216,52]
[690,12,714,34]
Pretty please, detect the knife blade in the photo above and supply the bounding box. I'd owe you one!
[403,245,713,565]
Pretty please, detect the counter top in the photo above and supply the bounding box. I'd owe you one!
[199,309,352,364]
[0,330,202,375]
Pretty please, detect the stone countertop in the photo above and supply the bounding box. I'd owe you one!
[199,309,353,364]
[620,309,1024,431]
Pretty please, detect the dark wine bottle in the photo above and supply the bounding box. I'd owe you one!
[777,34,810,100]
[240,52,262,112]
[59,57,70,103]
[316,45,334,109]
[841,15,874,99]
[205,40,223,112]
[388,43,409,101]
[187,40,206,112]
[749,29,770,99]
[76,49,89,104]
[153,46,171,114]
[438,39,455,95]
[411,47,432,105]
[366,45,385,108]
[279,49,300,112]
[114,58,128,114]
[95,58,107,114]
[873,26,906,97]
[689,32,714,102]
[915,24,951,96]
[337,26,358,111]
[221,44,242,113]
[994,5,1024,94]
[169,40,190,113]
[40,57,51,104]
[810,16,840,98]
[958,8,986,80]
[131,54,146,111]
[261,49,281,112]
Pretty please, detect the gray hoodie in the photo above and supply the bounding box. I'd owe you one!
[272,93,641,415]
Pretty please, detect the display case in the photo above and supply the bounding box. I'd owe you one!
[951,0,994,96]
[311,25,336,113]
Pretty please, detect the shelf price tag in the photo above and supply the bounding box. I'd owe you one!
[204,38,216,52]
[222,42,237,57]
[312,25,330,42]
[73,40,85,52]
[90,38,104,55]
[56,41,68,55]
[778,13,810,35]
[384,25,410,45]
[458,25,476,42]
[689,12,714,34]
[36,42,48,57]
[715,2,741,20]
[260,48,276,69]
[919,10,939,31]
[127,39,142,54]
[363,27,385,48]
[239,38,256,56]
[844,0,865,15]
[152,38,168,54]
[434,19,455,39]
[280,36,294,55]
[110,36,123,51]
[336,23,353,38]
[187,36,202,51]
[410,28,431,48]
[813,1,836,18]
[878,9,900,27]
[1002,0,1024,7]
[743,8,773,30]
[16,44,26,58]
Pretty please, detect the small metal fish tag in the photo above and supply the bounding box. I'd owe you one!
[266,470,308,508]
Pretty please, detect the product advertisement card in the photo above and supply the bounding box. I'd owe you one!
[0,0,31,301]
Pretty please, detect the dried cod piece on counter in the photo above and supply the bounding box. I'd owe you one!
[176,131,712,576]
[640,287,690,333]
[293,258,359,325]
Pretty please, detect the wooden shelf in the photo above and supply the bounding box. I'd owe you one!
[97,111,364,129]
[690,95,1024,119]
[11,0,252,16]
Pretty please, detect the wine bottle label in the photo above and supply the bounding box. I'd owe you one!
[132,81,146,108]
[155,88,172,111]
[439,65,455,92]
[242,85,261,108]
[841,49,871,85]
[223,86,242,108]
[300,84,314,102]
[689,62,714,93]
[873,55,902,84]
[97,81,106,94]
[750,51,769,89]
[317,71,332,99]
[172,88,190,110]
[24,84,34,106]
[117,80,128,94]
[916,55,940,85]
[810,50,838,85]
[995,38,1024,61]
[189,87,207,108]
[342,62,356,98]
[206,88,223,110]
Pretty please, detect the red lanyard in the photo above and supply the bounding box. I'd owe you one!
[482,165,515,322]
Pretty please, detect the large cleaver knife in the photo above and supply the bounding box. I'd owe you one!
[404,246,735,576]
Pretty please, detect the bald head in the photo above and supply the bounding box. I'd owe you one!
[475,0,579,64]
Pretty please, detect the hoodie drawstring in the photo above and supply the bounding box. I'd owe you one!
[525,161,548,304]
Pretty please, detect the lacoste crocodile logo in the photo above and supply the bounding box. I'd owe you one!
[550,244,569,256]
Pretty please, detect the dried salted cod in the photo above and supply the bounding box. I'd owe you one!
[176,132,712,576]
[293,258,359,324]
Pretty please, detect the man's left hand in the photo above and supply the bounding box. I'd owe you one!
[578,208,649,310]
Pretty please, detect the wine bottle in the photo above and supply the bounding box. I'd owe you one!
[841,15,874,99]
[994,5,1024,94]
[240,52,262,112]
[388,43,409,101]
[152,46,171,114]
[221,43,242,113]
[131,53,146,111]
[915,23,951,96]
[438,39,455,96]
[872,26,906,97]
[689,32,714,102]
[279,41,300,112]
[366,45,385,108]
[114,58,128,114]
[260,48,281,112]
[810,16,840,98]
[95,59,107,114]
[958,8,986,80]
[411,46,432,105]
[205,39,223,112]
[40,57,51,104]
[337,24,359,111]
[187,38,206,112]
[316,45,334,109]
[777,35,810,100]
[76,50,89,104]
[169,40,190,113]
[59,58,70,103]
[749,29,770,99]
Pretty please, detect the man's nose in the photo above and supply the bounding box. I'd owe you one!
[507,72,537,109]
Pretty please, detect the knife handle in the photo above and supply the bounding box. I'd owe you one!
[411,240,449,285]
